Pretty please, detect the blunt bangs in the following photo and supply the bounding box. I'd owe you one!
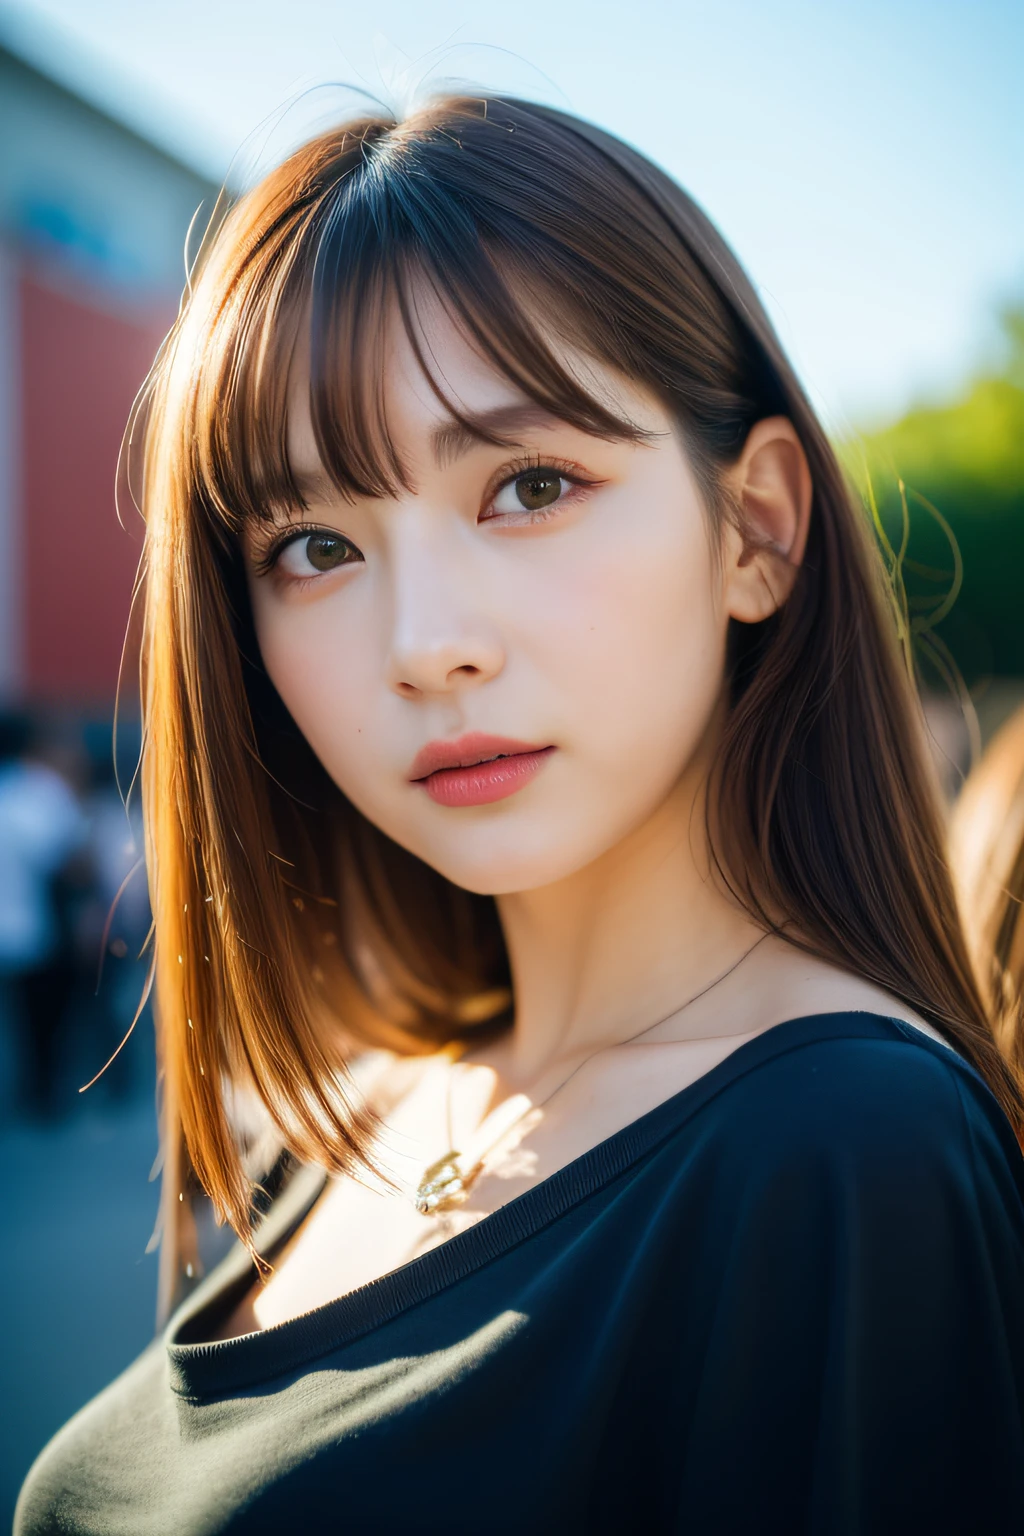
[187,101,748,541]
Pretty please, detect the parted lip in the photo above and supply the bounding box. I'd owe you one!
[408,733,551,781]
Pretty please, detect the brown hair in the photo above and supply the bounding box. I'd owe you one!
[134,94,1022,1312]
[950,704,1024,1077]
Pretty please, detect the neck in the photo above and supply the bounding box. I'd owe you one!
[492,762,765,1088]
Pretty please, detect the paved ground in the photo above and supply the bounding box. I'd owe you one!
[1,1101,161,1527]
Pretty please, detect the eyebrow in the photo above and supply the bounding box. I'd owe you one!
[284,401,599,510]
[430,403,569,469]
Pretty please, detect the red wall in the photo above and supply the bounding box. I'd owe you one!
[19,271,170,705]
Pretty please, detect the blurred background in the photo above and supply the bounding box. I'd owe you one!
[0,0,1020,1519]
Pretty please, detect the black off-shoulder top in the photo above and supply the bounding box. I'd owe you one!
[15,1013,1024,1534]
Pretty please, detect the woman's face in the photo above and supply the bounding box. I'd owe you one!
[245,302,734,896]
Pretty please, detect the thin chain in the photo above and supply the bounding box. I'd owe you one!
[443,929,771,1170]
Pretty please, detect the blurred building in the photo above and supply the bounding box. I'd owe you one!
[0,32,217,708]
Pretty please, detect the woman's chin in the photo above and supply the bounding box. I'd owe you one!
[375,774,683,898]
[406,823,606,898]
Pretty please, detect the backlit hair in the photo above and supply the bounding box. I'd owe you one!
[950,705,1024,1076]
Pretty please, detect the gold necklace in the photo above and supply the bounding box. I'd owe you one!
[414,932,770,1215]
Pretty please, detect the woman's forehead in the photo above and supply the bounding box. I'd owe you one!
[284,295,661,482]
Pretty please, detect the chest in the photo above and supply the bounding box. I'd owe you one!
[21,1195,697,1536]
[219,1032,761,1338]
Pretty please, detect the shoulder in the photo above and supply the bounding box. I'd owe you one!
[659,1016,1024,1330]
[701,1014,1024,1216]
[654,1019,1024,1530]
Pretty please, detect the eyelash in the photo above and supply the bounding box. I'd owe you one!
[480,455,597,525]
[252,456,597,582]
[250,522,356,582]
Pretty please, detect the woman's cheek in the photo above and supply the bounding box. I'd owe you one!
[541,506,719,724]
[255,600,379,789]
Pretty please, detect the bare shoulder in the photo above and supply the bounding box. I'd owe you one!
[728,935,953,1050]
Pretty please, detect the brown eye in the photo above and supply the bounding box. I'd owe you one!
[304,533,352,571]
[276,530,363,577]
[514,470,564,511]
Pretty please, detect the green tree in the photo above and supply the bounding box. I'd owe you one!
[844,307,1024,682]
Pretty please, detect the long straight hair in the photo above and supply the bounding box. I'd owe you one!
[135,94,1023,1313]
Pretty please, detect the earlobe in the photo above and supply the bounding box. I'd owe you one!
[722,416,812,625]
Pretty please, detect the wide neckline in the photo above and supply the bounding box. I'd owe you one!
[167,1011,964,1399]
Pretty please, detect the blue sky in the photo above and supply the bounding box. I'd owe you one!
[4,0,1022,430]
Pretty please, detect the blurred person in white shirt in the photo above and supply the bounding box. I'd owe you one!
[0,711,88,1115]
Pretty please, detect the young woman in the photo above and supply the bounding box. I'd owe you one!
[16,95,1024,1534]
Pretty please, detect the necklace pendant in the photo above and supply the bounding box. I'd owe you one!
[415,1150,475,1215]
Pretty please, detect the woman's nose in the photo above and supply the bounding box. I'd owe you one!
[384,533,505,699]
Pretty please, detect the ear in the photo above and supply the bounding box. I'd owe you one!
[720,416,812,624]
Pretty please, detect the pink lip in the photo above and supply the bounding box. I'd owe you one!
[409,733,555,808]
